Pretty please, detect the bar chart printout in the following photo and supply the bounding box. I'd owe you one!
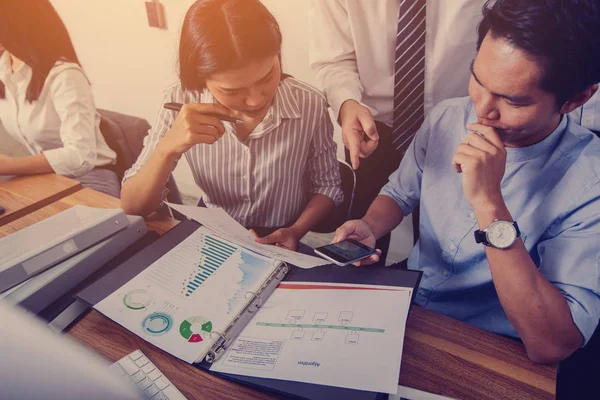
[185,235,237,297]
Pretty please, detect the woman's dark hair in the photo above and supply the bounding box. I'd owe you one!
[476,0,600,107]
[0,0,81,102]
[179,0,283,91]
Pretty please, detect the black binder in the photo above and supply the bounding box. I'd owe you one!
[77,219,422,400]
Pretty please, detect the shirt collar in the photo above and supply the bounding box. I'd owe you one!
[206,77,301,141]
[272,77,302,120]
[247,78,301,139]
[504,115,568,163]
[0,51,31,83]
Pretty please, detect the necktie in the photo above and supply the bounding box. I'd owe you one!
[392,0,427,153]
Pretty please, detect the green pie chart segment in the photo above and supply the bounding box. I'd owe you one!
[179,316,213,343]
[123,289,152,310]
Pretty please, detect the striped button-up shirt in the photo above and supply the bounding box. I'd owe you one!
[124,77,343,228]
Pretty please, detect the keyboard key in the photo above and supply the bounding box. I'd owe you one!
[151,393,168,400]
[129,350,144,360]
[142,363,155,374]
[137,377,153,390]
[154,377,170,390]
[145,384,160,398]
[110,350,187,399]
[162,384,187,400]
[118,357,140,376]
[147,369,162,381]
[131,370,145,383]
[135,356,149,367]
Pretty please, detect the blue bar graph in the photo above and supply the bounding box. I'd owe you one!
[185,235,237,297]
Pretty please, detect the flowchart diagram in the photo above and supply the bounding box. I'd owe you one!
[256,309,385,344]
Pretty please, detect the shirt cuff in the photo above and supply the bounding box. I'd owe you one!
[43,147,93,178]
[327,86,363,123]
[379,183,415,217]
[554,283,600,346]
[311,186,344,207]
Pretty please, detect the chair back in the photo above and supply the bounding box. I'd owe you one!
[311,159,356,233]
[556,323,600,399]
[98,109,182,204]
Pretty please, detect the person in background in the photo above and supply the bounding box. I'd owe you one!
[309,0,486,264]
[334,0,600,364]
[121,0,342,252]
[0,0,118,197]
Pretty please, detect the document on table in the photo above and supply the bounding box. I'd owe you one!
[210,282,412,394]
[167,203,329,269]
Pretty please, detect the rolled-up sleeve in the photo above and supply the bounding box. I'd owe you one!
[307,106,343,206]
[380,109,433,216]
[308,0,364,121]
[44,68,104,177]
[537,184,600,345]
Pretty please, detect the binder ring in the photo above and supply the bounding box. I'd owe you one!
[205,351,216,363]
[210,330,226,341]
[276,262,289,280]
[245,291,262,313]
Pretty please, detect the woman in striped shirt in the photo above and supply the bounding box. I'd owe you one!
[121,0,342,251]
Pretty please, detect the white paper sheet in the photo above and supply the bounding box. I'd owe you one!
[167,203,329,269]
[210,282,412,394]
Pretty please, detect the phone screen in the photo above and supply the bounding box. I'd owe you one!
[315,240,376,264]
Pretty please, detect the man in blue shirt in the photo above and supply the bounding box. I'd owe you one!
[333,0,600,364]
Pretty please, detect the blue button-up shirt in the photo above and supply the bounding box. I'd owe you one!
[381,97,600,343]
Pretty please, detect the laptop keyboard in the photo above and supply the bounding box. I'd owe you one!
[109,349,187,400]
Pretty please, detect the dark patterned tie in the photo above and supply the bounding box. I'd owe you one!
[392,0,427,153]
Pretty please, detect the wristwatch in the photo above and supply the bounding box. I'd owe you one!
[474,220,521,249]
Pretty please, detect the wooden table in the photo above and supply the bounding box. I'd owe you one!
[0,173,82,227]
[1,182,557,399]
[0,188,176,238]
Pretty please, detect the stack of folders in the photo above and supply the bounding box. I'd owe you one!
[0,206,142,320]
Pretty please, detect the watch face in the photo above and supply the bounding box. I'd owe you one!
[486,221,517,249]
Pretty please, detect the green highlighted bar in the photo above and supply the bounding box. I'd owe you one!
[256,322,385,333]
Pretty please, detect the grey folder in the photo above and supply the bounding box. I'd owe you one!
[77,220,422,400]
[2,215,147,314]
[0,206,130,293]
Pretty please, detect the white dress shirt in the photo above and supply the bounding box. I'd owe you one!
[124,78,343,228]
[309,0,485,126]
[0,52,116,177]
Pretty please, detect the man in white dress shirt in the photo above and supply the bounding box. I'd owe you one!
[309,0,486,262]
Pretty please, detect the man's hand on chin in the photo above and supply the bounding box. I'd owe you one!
[452,123,508,218]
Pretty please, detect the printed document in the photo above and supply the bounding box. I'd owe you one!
[167,203,329,269]
[210,282,412,394]
[95,226,280,363]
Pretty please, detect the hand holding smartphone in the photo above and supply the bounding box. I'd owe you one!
[314,239,377,266]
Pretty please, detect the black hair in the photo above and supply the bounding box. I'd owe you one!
[179,0,283,92]
[0,0,81,102]
[477,0,600,106]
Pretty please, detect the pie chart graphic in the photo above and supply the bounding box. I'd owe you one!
[142,312,173,336]
[123,289,152,310]
[179,316,213,343]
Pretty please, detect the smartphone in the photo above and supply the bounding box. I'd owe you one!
[314,239,377,266]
